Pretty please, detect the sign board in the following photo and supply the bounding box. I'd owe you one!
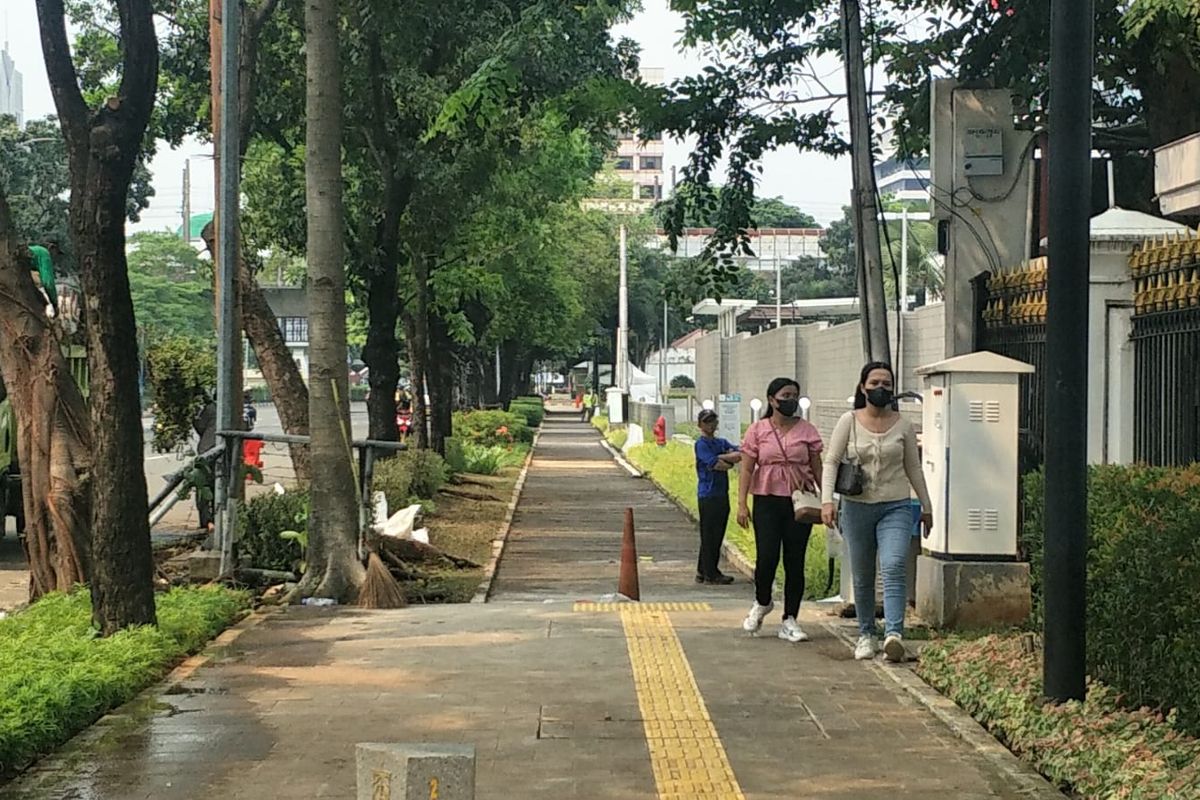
[718,394,742,445]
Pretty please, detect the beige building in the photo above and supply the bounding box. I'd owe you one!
[612,67,666,205]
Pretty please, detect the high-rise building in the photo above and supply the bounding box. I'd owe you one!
[875,157,930,204]
[601,67,666,208]
[0,44,23,127]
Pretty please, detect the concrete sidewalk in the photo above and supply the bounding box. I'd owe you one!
[3,413,1061,799]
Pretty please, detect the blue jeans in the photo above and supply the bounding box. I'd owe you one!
[840,499,913,637]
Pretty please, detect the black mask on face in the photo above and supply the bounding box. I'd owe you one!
[866,387,894,408]
[776,398,799,417]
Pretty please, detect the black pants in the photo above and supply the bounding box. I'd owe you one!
[697,496,730,579]
[752,494,812,619]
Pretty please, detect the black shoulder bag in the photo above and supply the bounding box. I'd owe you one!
[834,414,864,496]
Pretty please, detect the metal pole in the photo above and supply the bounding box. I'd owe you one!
[182,159,192,243]
[494,344,501,398]
[775,230,782,329]
[1107,160,1116,209]
[840,0,891,364]
[214,0,241,578]
[661,299,668,401]
[900,209,909,314]
[1044,0,1093,704]
[618,223,629,391]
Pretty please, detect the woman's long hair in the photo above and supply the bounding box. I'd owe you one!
[853,362,895,409]
[762,376,801,419]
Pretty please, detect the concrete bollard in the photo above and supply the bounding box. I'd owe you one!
[356,743,475,800]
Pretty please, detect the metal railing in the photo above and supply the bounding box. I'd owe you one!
[1132,309,1200,466]
[214,430,409,576]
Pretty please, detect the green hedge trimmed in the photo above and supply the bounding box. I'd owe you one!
[508,397,545,428]
[918,635,1200,798]
[240,490,309,573]
[373,449,449,511]
[0,587,249,773]
[453,410,532,446]
[1022,465,1200,736]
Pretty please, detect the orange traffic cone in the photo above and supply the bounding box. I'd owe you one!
[618,507,640,601]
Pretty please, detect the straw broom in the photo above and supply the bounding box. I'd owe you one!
[329,379,406,608]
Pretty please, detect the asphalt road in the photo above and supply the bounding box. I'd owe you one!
[1,402,373,610]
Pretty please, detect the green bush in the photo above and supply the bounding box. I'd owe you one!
[674,421,701,441]
[240,490,309,573]
[508,398,545,428]
[349,384,370,402]
[453,409,532,446]
[460,442,525,476]
[1022,465,1200,736]
[444,436,466,474]
[622,440,837,600]
[0,587,248,773]
[373,449,448,510]
[592,413,609,433]
[918,635,1200,799]
[669,375,695,389]
[607,428,628,450]
[246,385,272,403]
[145,336,216,454]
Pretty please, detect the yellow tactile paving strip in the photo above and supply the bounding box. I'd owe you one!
[577,604,745,800]
[572,602,711,613]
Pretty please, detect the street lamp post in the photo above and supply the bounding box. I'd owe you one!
[1043,0,1093,704]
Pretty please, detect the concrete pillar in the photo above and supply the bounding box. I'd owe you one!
[356,743,475,800]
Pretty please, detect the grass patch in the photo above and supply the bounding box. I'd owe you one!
[918,634,1200,798]
[623,440,838,599]
[0,586,249,774]
[418,469,521,603]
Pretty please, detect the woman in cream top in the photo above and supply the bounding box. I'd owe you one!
[821,362,933,664]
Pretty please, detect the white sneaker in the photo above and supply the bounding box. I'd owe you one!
[742,601,774,634]
[778,617,810,643]
[854,635,877,661]
[883,633,906,663]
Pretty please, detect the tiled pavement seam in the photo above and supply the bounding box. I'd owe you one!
[470,428,541,604]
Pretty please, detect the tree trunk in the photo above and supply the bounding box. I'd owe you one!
[403,256,431,450]
[36,0,160,633]
[300,0,364,602]
[0,190,92,600]
[201,223,311,482]
[427,314,454,454]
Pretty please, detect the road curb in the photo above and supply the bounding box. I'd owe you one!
[598,438,642,477]
[161,606,273,692]
[470,428,540,604]
[819,621,1066,799]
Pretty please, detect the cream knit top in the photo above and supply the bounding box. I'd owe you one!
[820,411,933,510]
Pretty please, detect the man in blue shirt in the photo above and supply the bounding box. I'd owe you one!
[695,409,741,585]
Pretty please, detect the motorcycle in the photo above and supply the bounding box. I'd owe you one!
[396,410,413,441]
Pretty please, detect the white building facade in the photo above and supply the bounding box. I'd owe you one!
[0,45,24,127]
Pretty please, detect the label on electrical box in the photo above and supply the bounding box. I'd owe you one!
[964,127,1004,177]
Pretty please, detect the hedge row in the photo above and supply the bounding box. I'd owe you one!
[508,396,545,428]
[1021,465,1200,736]
[452,409,533,446]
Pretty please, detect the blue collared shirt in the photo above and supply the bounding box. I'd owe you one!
[695,436,737,499]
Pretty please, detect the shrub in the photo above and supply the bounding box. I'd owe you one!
[460,443,525,476]
[444,436,466,474]
[373,449,448,510]
[592,413,609,433]
[240,490,309,572]
[145,336,216,454]
[918,635,1200,799]
[607,428,628,451]
[453,409,532,446]
[508,398,545,428]
[0,587,248,773]
[349,384,370,402]
[670,375,695,389]
[1021,464,1200,735]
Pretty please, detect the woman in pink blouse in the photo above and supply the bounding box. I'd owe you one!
[736,377,824,642]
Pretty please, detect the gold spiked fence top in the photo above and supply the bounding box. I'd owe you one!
[982,256,1049,328]
[1129,231,1200,316]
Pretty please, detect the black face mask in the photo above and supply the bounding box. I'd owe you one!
[866,387,894,408]
[775,398,799,417]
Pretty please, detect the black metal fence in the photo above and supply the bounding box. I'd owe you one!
[1130,236,1200,466]
[974,265,1048,473]
[1132,309,1200,466]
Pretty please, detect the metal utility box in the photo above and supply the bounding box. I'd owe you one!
[915,352,1033,558]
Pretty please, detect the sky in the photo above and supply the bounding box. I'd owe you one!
[3,0,854,233]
